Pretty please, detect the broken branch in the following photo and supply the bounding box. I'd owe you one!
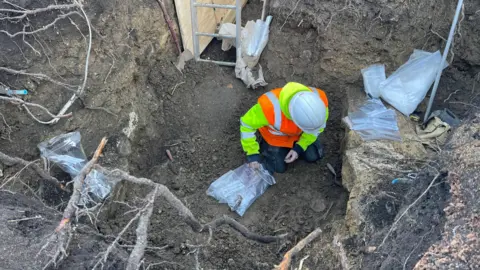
[275,228,322,270]
[57,137,107,232]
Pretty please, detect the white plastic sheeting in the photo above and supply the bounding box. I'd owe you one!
[218,16,273,89]
[379,50,448,116]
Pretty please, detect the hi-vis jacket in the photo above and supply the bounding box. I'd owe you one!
[240,82,329,161]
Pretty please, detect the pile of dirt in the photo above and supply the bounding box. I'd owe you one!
[415,111,480,269]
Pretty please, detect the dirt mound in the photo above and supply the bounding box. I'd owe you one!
[415,111,480,269]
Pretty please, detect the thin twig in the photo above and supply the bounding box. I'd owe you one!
[402,228,433,270]
[378,173,441,248]
[0,3,77,20]
[0,159,37,189]
[44,0,93,125]
[84,105,118,117]
[0,67,77,91]
[0,11,81,38]
[0,96,72,123]
[443,89,460,103]
[75,1,92,97]
[170,81,185,95]
[93,209,144,269]
[298,255,309,270]
[104,59,115,84]
[449,101,480,109]
[0,112,12,141]
[2,0,27,11]
[431,29,447,41]
[120,245,169,251]
[320,202,334,220]
[8,215,43,222]
[0,151,61,187]
[279,0,301,31]
[145,261,182,270]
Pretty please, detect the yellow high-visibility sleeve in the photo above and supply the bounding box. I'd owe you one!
[240,104,269,156]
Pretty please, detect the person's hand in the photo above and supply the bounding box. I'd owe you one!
[284,150,299,163]
[248,161,261,170]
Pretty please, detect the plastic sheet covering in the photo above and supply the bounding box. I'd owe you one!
[38,132,112,205]
[207,164,275,216]
[218,16,272,89]
[361,64,386,98]
[343,98,401,141]
[380,50,448,116]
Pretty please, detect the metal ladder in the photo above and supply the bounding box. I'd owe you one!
[190,0,241,66]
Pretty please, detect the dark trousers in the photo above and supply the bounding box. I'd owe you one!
[260,138,324,174]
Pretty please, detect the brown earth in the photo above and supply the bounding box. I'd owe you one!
[0,0,479,269]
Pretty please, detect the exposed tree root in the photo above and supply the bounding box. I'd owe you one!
[23,134,286,269]
[0,151,61,187]
[274,228,322,270]
[96,166,287,243]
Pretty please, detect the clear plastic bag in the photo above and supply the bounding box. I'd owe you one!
[361,64,386,98]
[218,23,237,51]
[380,50,448,116]
[38,132,112,205]
[207,164,275,216]
[241,16,272,68]
[345,99,401,141]
[218,16,272,69]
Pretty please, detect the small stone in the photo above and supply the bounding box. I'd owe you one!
[116,137,132,157]
[212,155,218,161]
[300,50,312,59]
[310,198,327,213]
[24,79,37,91]
[227,258,235,266]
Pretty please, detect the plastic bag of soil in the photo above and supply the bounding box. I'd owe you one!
[379,50,448,116]
[38,132,112,205]
[207,164,275,216]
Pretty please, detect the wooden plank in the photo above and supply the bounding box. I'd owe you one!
[174,0,247,55]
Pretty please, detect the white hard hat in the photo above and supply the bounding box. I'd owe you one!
[289,91,326,133]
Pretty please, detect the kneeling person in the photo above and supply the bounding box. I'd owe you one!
[240,82,329,174]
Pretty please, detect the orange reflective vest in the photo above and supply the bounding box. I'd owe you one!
[258,87,329,148]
